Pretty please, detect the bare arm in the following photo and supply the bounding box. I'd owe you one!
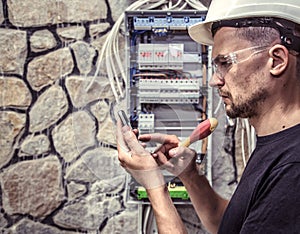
[147,186,188,234]
[180,167,229,234]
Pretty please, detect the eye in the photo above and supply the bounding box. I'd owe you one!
[219,60,230,66]
[216,56,232,68]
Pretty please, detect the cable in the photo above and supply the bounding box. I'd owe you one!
[142,205,151,234]
[168,0,183,10]
[179,2,188,10]
[237,118,256,168]
[133,73,169,79]
[185,0,207,10]
[213,96,223,115]
[240,119,247,167]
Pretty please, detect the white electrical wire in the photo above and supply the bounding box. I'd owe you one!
[185,0,207,10]
[244,119,256,157]
[238,118,256,168]
[251,125,256,152]
[86,0,207,103]
[146,0,169,10]
[214,95,223,115]
[244,119,251,157]
[179,2,188,10]
[142,205,151,233]
[240,119,247,167]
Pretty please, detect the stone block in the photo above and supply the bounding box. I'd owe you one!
[0,29,27,75]
[0,156,64,218]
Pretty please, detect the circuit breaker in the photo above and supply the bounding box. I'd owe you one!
[124,10,211,204]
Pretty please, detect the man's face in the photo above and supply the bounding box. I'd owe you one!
[210,27,270,119]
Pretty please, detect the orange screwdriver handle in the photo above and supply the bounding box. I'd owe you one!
[180,118,218,147]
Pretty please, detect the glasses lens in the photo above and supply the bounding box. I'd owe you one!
[212,45,269,80]
[212,55,232,78]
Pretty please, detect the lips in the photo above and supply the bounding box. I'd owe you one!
[218,90,231,104]
[218,90,230,99]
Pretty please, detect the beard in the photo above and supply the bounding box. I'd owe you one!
[223,87,268,119]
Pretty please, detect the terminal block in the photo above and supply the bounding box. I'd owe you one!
[132,15,205,30]
[137,182,189,200]
[138,113,155,134]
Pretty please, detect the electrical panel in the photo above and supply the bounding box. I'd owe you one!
[124,10,211,204]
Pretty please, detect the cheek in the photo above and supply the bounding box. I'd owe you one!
[233,63,266,91]
[226,72,261,103]
[226,72,250,98]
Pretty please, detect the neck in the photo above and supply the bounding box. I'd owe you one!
[250,108,300,136]
[250,79,300,136]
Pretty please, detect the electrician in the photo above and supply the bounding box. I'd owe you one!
[117,0,300,233]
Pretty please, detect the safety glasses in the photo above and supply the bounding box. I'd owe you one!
[212,45,270,80]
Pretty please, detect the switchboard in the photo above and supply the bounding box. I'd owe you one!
[124,10,211,204]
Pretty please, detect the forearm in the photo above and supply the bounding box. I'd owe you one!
[147,185,188,234]
[180,170,229,234]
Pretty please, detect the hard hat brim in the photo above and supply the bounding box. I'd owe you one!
[188,21,214,46]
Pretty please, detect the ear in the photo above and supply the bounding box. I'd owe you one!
[268,44,289,76]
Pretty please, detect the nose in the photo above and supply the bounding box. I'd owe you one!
[209,72,225,87]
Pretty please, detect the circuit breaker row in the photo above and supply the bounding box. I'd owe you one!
[138,78,200,103]
[138,43,184,70]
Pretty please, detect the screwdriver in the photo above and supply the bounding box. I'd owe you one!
[151,117,218,153]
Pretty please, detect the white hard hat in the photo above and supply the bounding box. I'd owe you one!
[188,0,300,46]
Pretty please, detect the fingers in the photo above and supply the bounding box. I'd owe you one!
[169,146,196,161]
[119,161,126,168]
[154,151,170,166]
[116,118,166,189]
[139,133,179,145]
[137,134,151,142]
[122,126,148,156]
[116,119,129,153]
[140,142,148,148]
[132,128,139,137]
[159,146,196,172]
[117,119,146,156]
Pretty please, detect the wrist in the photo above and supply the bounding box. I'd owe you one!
[179,166,200,182]
[130,167,165,189]
[146,184,170,204]
[146,183,167,194]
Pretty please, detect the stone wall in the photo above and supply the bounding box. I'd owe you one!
[0,0,138,233]
[0,0,237,233]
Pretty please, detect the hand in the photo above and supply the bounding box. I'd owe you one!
[116,120,165,189]
[165,146,198,180]
[139,133,197,179]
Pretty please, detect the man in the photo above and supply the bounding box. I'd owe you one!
[117,0,300,233]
